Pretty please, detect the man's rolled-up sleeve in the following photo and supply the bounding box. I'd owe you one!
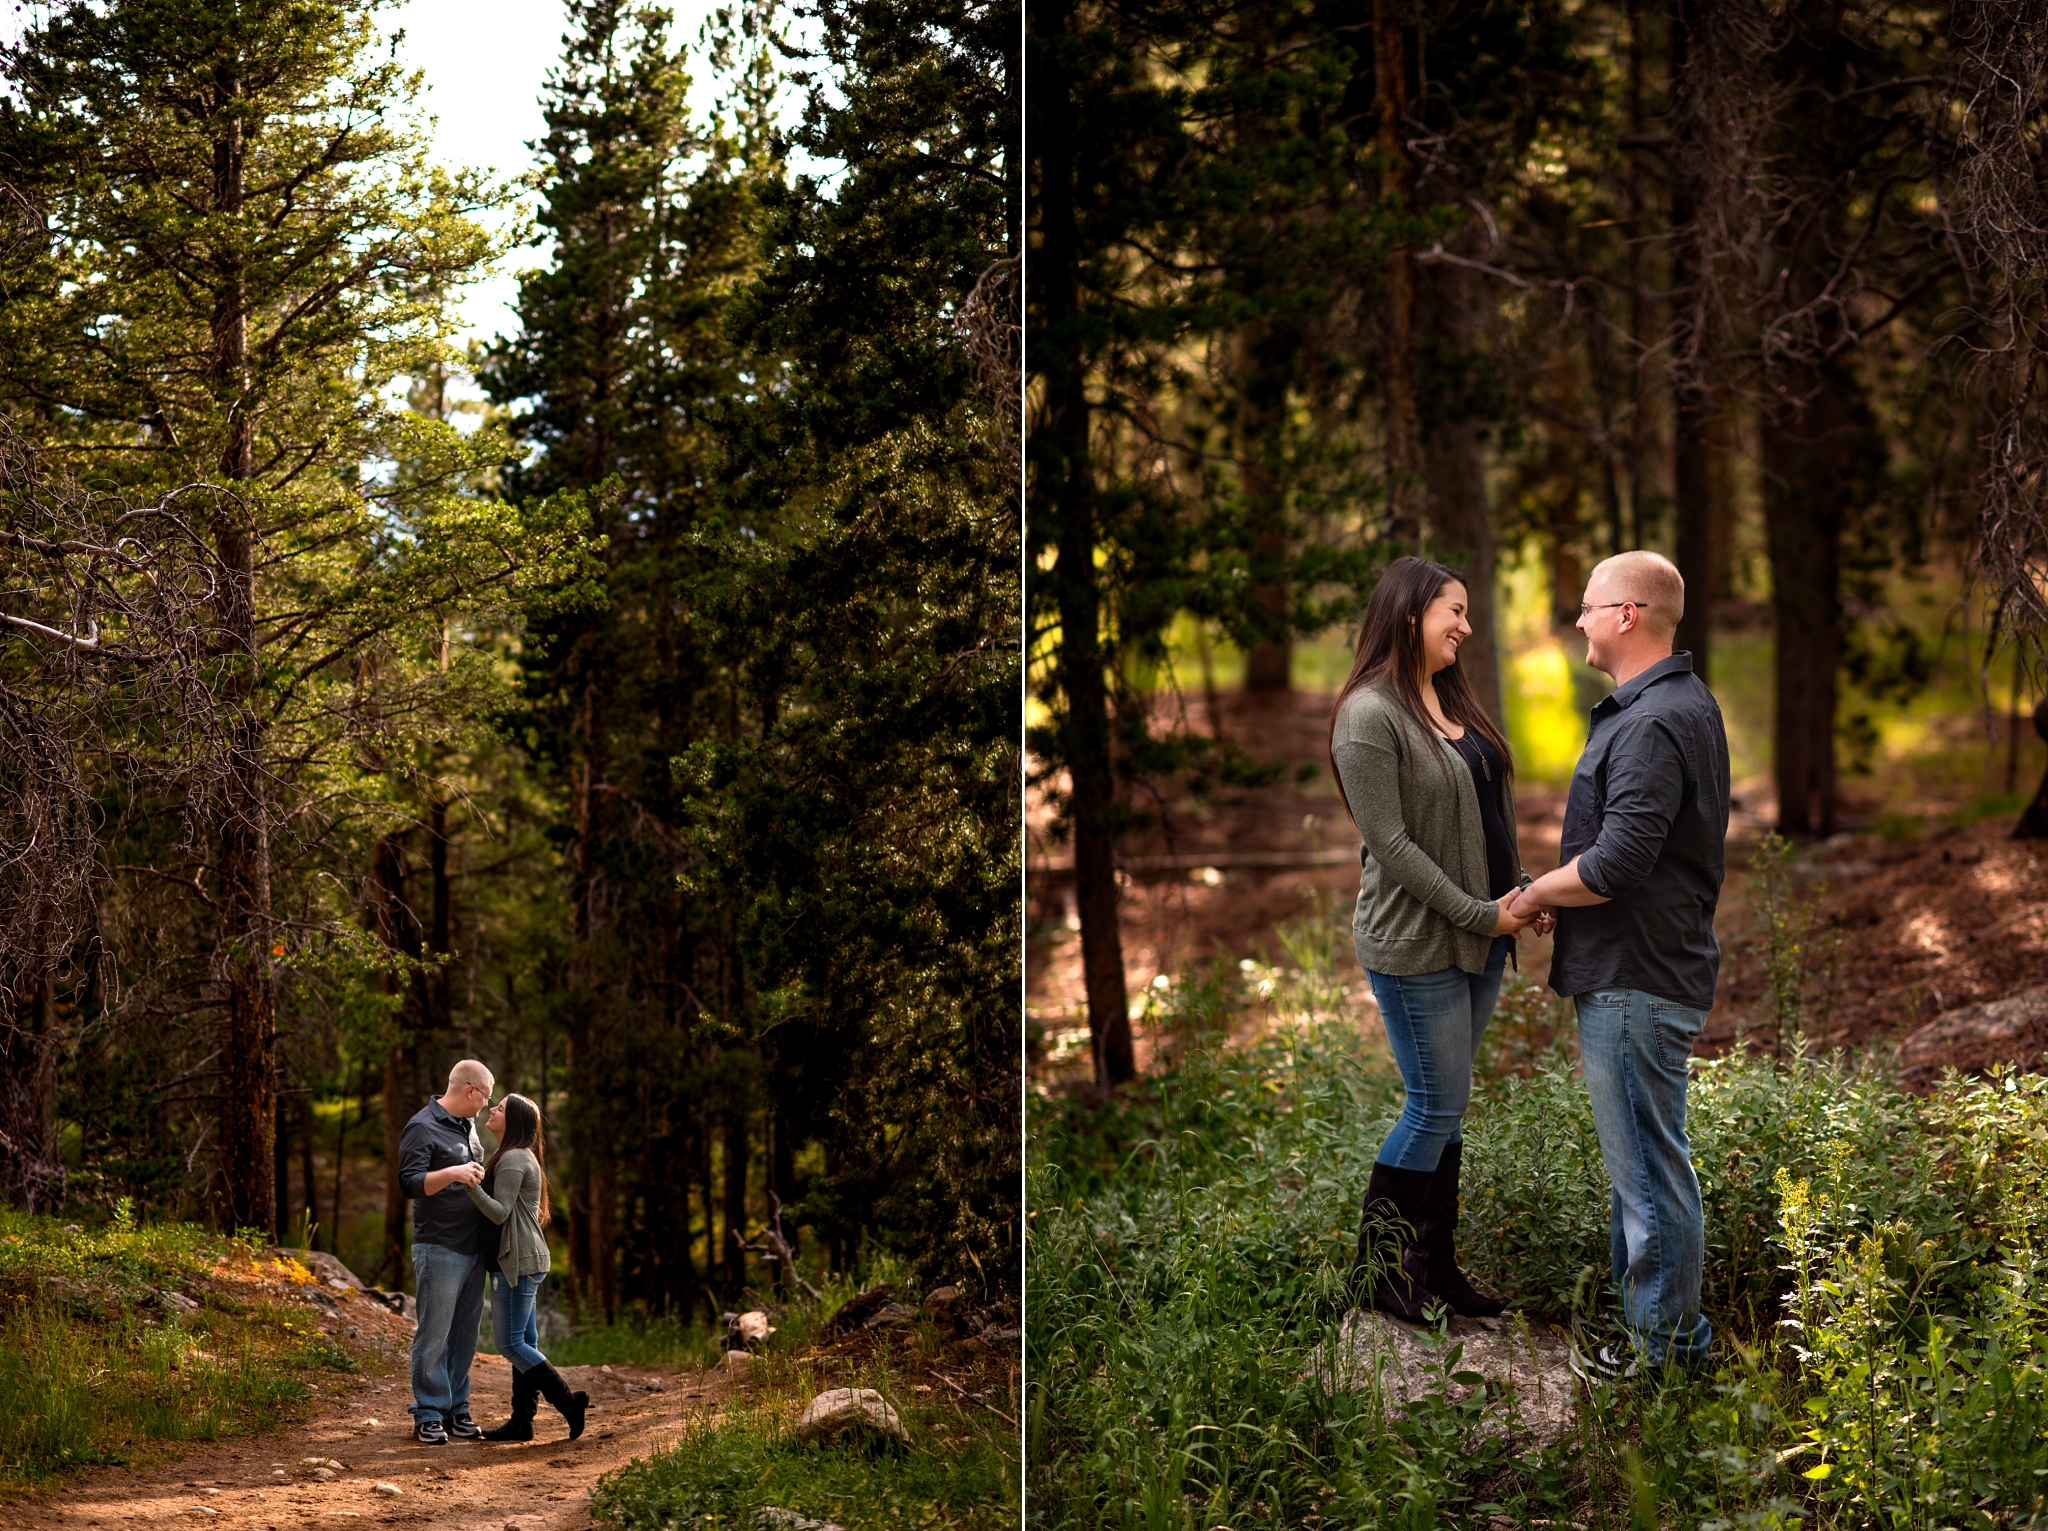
[1576,717,1685,898]
[397,1121,432,1201]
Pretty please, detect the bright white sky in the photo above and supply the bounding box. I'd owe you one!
[381,0,726,347]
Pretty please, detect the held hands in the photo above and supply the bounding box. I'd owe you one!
[1492,886,1558,939]
[456,1160,485,1187]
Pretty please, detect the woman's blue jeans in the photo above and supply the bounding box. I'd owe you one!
[491,1271,548,1373]
[1366,937,1510,1171]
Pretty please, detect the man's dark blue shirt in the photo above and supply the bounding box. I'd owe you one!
[1549,652,1730,1011]
[397,1098,485,1255]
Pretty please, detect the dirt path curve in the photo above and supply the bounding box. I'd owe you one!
[0,1354,741,1531]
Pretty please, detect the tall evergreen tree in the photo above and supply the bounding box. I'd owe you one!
[675,0,1022,1294]
[0,0,592,1231]
[483,0,761,1314]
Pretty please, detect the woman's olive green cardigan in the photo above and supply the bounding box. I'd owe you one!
[462,1148,551,1282]
[1331,682,1528,977]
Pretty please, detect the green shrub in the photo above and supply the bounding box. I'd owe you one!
[0,1206,363,1484]
[1029,927,2048,1528]
[588,1350,1017,1530]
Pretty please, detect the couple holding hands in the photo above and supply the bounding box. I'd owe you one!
[1331,550,1728,1378]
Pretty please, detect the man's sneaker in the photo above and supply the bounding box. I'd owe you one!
[1567,1318,1641,1384]
[413,1417,449,1445]
[446,1412,483,1441]
[1568,1339,1641,1384]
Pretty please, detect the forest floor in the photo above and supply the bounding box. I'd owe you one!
[0,1270,730,1531]
[1027,684,2048,1090]
[1,1253,1017,1531]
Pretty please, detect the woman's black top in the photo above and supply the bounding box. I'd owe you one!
[1451,729,1517,900]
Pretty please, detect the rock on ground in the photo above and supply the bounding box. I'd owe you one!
[1899,982,2048,1086]
[1310,1310,1578,1450]
[794,1387,905,1445]
[755,1509,846,1531]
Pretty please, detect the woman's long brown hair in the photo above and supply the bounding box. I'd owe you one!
[484,1094,551,1224]
[1327,556,1515,820]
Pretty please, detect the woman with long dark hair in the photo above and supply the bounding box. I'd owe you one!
[464,1093,587,1440]
[1329,556,1551,1320]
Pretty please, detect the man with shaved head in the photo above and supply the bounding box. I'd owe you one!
[398,1058,495,1442]
[1506,551,1729,1379]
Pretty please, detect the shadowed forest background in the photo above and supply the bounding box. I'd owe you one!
[1026,0,2048,1092]
[0,0,1019,1323]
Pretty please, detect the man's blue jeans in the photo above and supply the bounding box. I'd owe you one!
[1575,987,1713,1365]
[410,1241,486,1423]
[491,1271,548,1373]
[1366,937,1510,1171]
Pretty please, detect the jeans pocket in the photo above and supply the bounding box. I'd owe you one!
[1652,1005,1704,1069]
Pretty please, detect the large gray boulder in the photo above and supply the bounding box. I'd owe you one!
[1898,983,2048,1087]
[1310,1310,1578,1450]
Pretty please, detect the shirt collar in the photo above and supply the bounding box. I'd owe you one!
[430,1099,470,1131]
[1596,651,1694,716]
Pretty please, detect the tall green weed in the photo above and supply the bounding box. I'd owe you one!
[1030,927,2048,1528]
[0,1206,359,1484]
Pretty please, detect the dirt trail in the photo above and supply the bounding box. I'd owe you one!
[0,1350,741,1531]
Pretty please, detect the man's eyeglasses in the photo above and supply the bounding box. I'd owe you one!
[1579,600,1647,618]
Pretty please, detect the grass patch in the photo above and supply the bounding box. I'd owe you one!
[1029,920,2048,1528]
[588,1338,1019,1530]
[0,1204,369,1485]
[538,1316,729,1372]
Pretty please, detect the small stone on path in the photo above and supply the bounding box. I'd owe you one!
[373,1483,401,1496]
[794,1387,905,1445]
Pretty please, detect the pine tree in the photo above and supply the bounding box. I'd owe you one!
[0,0,593,1230]
[673,0,1022,1295]
[482,0,759,1314]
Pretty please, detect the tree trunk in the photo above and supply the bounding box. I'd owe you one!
[298,1093,320,1246]
[207,84,277,1236]
[566,1167,592,1326]
[722,1105,748,1298]
[593,1154,618,1321]
[1037,0,1132,1090]
[273,1095,289,1240]
[1763,364,1850,836]
[380,1045,408,1285]
[369,831,420,1285]
[1418,259,1503,723]
[0,971,63,1211]
[1668,0,1713,680]
[1625,0,1653,550]
[1375,0,1422,545]
[1241,462,1292,691]
[422,796,452,1034]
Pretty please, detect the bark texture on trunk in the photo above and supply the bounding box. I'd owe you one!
[0,972,63,1212]
[370,832,419,1284]
[1374,0,1422,545]
[722,1110,748,1297]
[1764,363,1854,836]
[1667,0,1713,682]
[209,87,277,1237]
[1038,0,1132,1090]
[1417,260,1502,723]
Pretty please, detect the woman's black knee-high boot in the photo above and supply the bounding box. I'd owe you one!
[1353,1161,1436,1322]
[1413,1141,1505,1318]
[529,1360,588,1440]
[483,1364,539,1441]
